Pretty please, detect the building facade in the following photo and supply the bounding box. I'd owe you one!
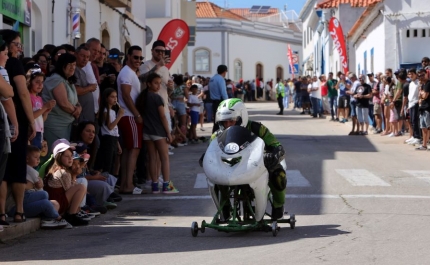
[0,0,146,57]
[189,2,302,83]
[348,0,430,74]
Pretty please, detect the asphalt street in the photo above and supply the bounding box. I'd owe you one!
[1,102,430,264]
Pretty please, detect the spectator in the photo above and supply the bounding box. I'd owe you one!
[7,145,68,229]
[74,46,96,123]
[0,38,15,226]
[94,88,124,173]
[188,84,202,143]
[309,76,322,118]
[381,76,394,136]
[265,81,272,101]
[61,44,76,55]
[0,29,36,223]
[336,73,349,123]
[135,73,178,194]
[84,38,102,119]
[202,77,213,123]
[354,74,372,135]
[26,63,56,149]
[117,45,144,194]
[405,68,421,145]
[293,77,302,110]
[192,76,205,132]
[49,46,66,72]
[275,78,284,115]
[44,141,88,226]
[346,73,360,135]
[369,73,382,133]
[416,69,430,150]
[391,71,408,136]
[170,74,188,131]
[209,65,228,132]
[300,77,311,115]
[42,53,81,149]
[320,75,329,114]
[327,72,338,121]
[32,53,49,75]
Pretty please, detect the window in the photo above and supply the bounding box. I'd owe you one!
[234,60,242,81]
[370,48,374,73]
[194,48,210,72]
[406,30,410,38]
[304,30,306,48]
[256,63,263,79]
[414,29,418,37]
[423,29,426,37]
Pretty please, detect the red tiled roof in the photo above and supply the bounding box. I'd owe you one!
[347,2,380,38]
[316,0,382,9]
[229,8,279,18]
[196,2,248,21]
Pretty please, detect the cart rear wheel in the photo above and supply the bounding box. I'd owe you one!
[272,221,279,237]
[289,214,296,229]
[191,221,199,237]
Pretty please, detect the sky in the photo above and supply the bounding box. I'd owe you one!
[209,0,308,15]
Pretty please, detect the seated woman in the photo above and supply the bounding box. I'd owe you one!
[74,121,122,207]
[44,141,89,226]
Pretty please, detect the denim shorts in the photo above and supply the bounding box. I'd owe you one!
[419,110,430,129]
[350,101,357,116]
[172,100,186,116]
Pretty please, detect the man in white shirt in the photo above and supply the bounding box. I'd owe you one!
[309,76,322,118]
[117,45,144,194]
[407,68,421,145]
[139,40,174,131]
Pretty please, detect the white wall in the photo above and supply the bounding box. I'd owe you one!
[187,31,222,76]
[354,15,385,74]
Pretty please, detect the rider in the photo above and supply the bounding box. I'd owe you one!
[200,98,287,220]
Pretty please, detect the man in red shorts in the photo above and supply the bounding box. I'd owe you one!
[117,46,144,194]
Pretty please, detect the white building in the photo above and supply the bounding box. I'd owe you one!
[348,0,430,74]
[0,0,146,57]
[145,0,197,74]
[188,2,302,82]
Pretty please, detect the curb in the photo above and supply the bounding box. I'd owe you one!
[0,217,40,242]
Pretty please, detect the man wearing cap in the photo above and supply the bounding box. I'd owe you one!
[95,44,116,95]
[209,64,229,133]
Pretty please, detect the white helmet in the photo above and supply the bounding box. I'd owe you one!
[215,99,248,130]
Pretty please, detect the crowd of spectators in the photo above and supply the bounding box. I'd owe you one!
[0,31,227,231]
[280,59,430,150]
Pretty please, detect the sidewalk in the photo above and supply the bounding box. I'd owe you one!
[0,217,41,242]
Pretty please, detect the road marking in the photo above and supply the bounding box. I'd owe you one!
[123,194,430,201]
[287,170,311,187]
[403,170,430,184]
[194,173,208,189]
[335,169,390,186]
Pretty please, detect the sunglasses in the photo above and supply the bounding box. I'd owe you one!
[418,74,425,78]
[132,55,144,61]
[154,49,165,54]
[108,54,119,58]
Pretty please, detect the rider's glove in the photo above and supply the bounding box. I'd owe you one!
[264,145,285,169]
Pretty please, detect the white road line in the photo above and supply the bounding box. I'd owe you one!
[123,194,430,201]
[194,173,208,189]
[287,170,311,187]
[335,169,390,186]
[403,170,430,184]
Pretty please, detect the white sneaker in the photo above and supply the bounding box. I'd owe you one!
[408,138,421,145]
[387,133,395,137]
[177,142,187,146]
[41,219,68,229]
[405,137,414,143]
[168,151,174,155]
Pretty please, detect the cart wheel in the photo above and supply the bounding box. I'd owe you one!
[201,220,206,233]
[272,221,278,237]
[289,214,296,230]
[191,221,199,237]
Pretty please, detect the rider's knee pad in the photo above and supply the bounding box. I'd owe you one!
[269,166,286,191]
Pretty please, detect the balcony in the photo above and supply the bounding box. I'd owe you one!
[100,0,129,8]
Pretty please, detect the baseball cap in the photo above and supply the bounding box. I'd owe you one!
[152,40,165,49]
[73,141,89,154]
[108,48,124,58]
[52,138,76,158]
[72,151,84,162]
[80,153,90,162]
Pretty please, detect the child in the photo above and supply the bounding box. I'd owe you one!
[18,145,68,229]
[44,142,89,226]
[187,84,201,144]
[135,73,179,194]
[95,88,124,173]
[26,63,55,149]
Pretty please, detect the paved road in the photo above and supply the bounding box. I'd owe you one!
[1,102,430,264]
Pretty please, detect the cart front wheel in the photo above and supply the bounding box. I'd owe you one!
[191,221,199,237]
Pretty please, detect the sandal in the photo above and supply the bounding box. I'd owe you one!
[14,212,26,223]
[0,213,9,226]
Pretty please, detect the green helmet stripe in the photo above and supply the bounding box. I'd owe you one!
[227,98,242,109]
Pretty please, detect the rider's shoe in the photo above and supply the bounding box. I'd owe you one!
[271,205,284,220]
